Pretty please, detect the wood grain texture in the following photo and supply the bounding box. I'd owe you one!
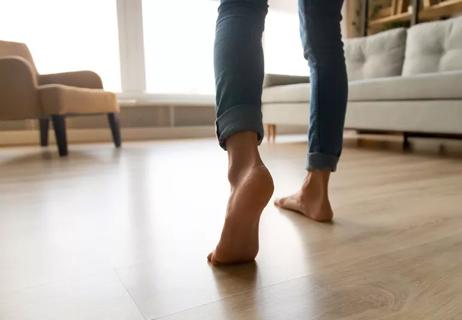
[0,134,461,319]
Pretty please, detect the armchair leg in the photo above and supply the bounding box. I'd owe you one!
[39,118,49,147]
[51,115,68,157]
[107,113,122,148]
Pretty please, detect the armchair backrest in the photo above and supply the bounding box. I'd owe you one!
[0,40,38,75]
[0,40,40,120]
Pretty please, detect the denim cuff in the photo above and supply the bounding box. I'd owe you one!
[306,152,339,172]
[216,104,264,150]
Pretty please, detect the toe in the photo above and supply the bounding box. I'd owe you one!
[207,251,222,266]
[207,253,224,266]
[274,197,284,207]
[275,196,305,215]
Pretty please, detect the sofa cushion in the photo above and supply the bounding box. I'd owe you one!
[345,28,407,81]
[262,71,462,103]
[346,100,462,134]
[403,16,462,75]
[262,83,310,104]
[349,71,462,101]
[39,84,118,115]
[263,74,309,88]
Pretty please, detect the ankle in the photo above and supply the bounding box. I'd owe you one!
[302,170,330,195]
[226,131,264,184]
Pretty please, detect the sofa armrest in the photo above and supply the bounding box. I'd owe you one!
[39,70,103,89]
[263,73,310,88]
[0,56,40,120]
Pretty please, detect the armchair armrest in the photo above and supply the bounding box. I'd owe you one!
[0,56,37,86]
[39,70,103,89]
[263,73,310,88]
[0,56,40,120]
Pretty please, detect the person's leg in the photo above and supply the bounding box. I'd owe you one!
[275,0,348,222]
[208,0,274,265]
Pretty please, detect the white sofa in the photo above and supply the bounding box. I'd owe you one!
[262,16,462,144]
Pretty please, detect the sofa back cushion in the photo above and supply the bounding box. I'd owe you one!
[403,16,462,75]
[345,28,407,81]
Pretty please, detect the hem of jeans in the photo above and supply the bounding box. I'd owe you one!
[216,104,263,150]
[306,152,339,172]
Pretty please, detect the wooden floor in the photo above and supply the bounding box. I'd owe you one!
[0,134,461,320]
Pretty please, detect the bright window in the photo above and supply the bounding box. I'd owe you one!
[0,1,308,95]
[142,0,218,95]
[264,10,308,76]
[0,0,121,91]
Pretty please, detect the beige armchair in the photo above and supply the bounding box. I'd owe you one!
[0,40,121,156]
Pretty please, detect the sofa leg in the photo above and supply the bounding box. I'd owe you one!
[107,113,122,148]
[265,124,271,142]
[39,118,49,147]
[51,115,68,157]
[266,124,277,143]
[403,132,411,150]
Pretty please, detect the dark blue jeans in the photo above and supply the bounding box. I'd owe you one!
[214,0,348,171]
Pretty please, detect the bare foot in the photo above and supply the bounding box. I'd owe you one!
[275,170,333,222]
[208,164,274,266]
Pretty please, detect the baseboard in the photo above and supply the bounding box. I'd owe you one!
[0,126,216,147]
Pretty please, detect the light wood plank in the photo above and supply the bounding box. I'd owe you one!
[158,234,462,320]
[0,135,461,319]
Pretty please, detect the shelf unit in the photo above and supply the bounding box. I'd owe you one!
[360,0,462,36]
[420,0,462,19]
[368,12,412,27]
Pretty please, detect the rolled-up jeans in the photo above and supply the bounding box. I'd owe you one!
[214,0,348,172]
